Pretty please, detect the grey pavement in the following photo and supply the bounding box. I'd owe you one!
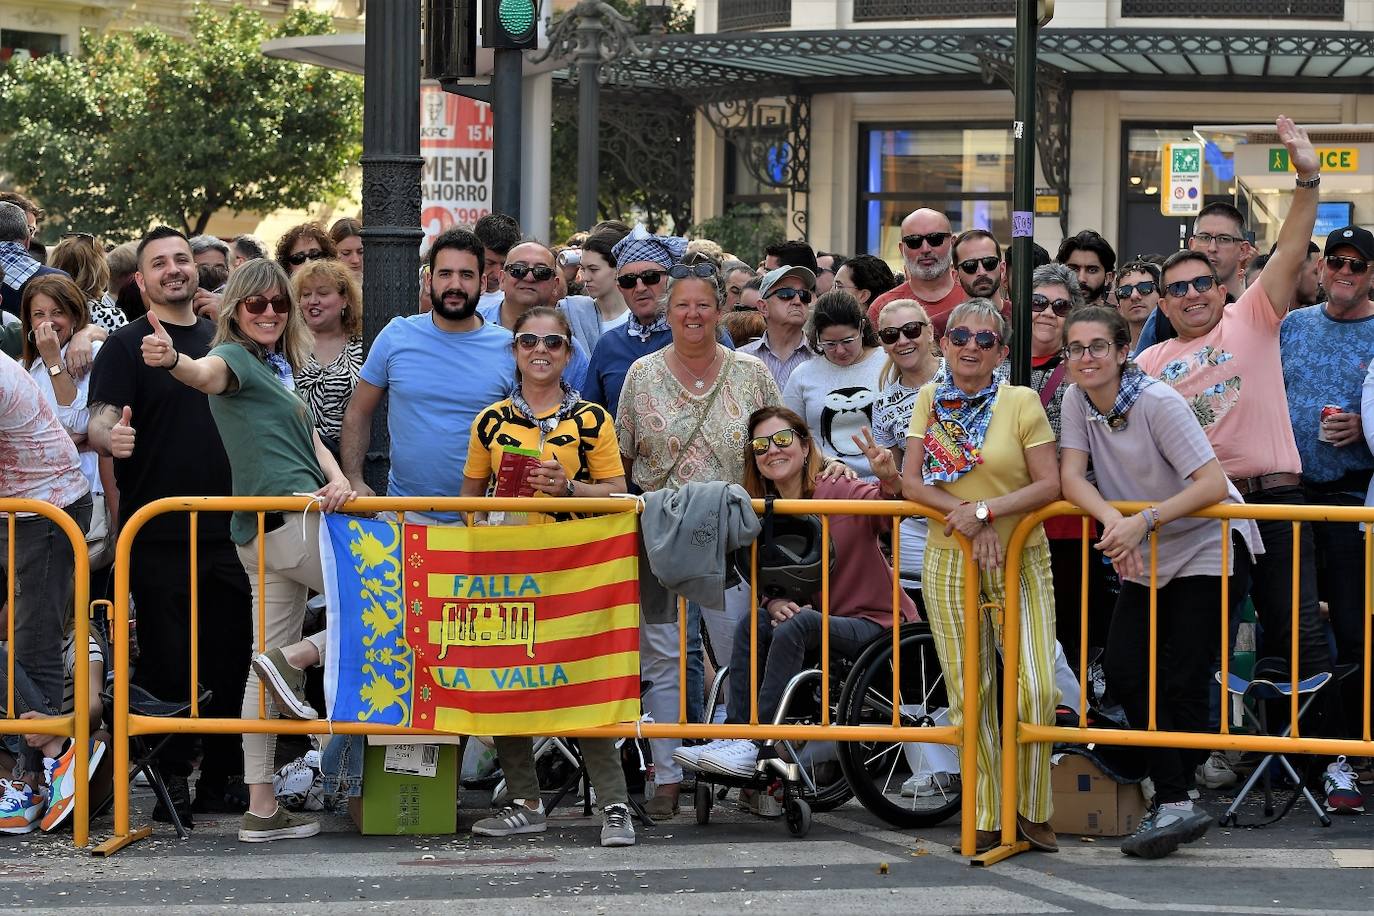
[0,784,1369,914]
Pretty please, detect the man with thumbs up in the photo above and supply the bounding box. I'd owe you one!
[87,227,252,822]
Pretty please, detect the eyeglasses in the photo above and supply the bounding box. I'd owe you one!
[617,269,665,289]
[957,256,1000,275]
[1063,340,1116,361]
[1114,281,1158,299]
[818,334,860,351]
[61,232,96,243]
[668,262,718,280]
[506,263,556,282]
[1030,294,1074,317]
[242,294,290,315]
[1164,275,1217,298]
[1325,255,1370,275]
[1192,232,1244,248]
[902,232,951,250]
[766,288,813,304]
[285,249,326,266]
[750,428,800,455]
[945,326,1002,350]
[514,332,569,352]
[878,320,928,345]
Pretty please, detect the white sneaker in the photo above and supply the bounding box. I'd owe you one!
[697,739,759,778]
[672,739,736,772]
[901,772,955,798]
[1196,751,1239,789]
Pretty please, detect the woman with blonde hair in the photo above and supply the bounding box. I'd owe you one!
[49,234,126,332]
[291,259,364,457]
[139,256,355,844]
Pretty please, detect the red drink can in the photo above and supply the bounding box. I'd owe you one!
[1318,404,1342,443]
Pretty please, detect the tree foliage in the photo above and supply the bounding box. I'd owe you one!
[0,4,362,241]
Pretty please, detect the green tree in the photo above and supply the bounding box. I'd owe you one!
[0,4,362,242]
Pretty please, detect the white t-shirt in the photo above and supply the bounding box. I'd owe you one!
[783,347,886,479]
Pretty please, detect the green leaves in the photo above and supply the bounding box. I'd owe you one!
[0,5,361,241]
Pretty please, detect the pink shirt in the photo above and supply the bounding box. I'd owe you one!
[1136,281,1301,479]
[0,353,87,507]
[811,476,919,628]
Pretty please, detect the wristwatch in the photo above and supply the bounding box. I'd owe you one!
[564,478,576,497]
[47,363,63,377]
[974,500,993,524]
[1295,173,1321,189]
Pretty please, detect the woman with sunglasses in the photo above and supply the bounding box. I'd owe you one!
[782,291,886,479]
[1059,305,1259,859]
[900,298,1062,855]
[684,407,917,780]
[140,258,356,844]
[274,223,337,276]
[458,306,636,846]
[1113,261,1161,352]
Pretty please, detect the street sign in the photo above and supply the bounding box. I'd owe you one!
[1161,142,1203,217]
[1268,147,1359,173]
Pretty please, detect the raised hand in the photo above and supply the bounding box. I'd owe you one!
[140,311,177,369]
[111,406,135,459]
[1276,115,1319,179]
[34,321,62,367]
[851,426,898,482]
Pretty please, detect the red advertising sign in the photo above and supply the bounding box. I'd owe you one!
[421,86,493,248]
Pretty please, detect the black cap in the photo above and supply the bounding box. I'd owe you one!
[1324,226,1374,261]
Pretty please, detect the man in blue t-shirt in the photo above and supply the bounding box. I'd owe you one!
[341,228,514,522]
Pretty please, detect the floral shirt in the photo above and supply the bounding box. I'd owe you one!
[0,352,88,507]
[615,347,782,491]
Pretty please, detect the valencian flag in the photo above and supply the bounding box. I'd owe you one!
[320,512,641,735]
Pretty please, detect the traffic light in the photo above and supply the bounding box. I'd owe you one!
[482,0,538,50]
[423,0,478,80]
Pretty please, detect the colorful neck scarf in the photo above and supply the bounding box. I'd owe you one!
[264,351,295,391]
[510,380,580,449]
[1085,364,1157,431]
[626,312,669,342]
[922,380,1001,484]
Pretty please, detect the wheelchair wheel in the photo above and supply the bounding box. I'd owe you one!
[837,625,963,828]
[695,780,713,825]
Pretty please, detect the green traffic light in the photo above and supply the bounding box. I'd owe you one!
[498,0,536,39]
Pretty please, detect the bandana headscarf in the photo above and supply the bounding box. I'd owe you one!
[1084,364,1157,431]
[611,224,688,271]
[922,380,1001,484]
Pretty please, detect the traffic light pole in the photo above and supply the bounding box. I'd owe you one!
[1009,0,1042,387]
[491,48,523,219]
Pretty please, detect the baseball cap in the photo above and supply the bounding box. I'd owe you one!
[758,265,816,298]
[1323,226,1374,261]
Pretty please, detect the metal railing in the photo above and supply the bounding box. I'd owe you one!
[718,0,792,32]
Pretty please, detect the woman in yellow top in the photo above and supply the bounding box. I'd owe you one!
[458,306,635,848]
[900,298,1062,856]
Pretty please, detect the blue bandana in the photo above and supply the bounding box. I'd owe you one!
[611,224,688,271]
[626,313,669,342]
[922,381,1001,484]
[1085,364,1157,431]
[265,351,296,391]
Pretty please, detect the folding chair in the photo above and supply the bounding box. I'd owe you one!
[101,683,212,839]
[1214,657,1333,828]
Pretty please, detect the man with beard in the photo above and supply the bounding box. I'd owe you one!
[865,208,967,335]
[86,226,252,822]
[1056,229,1116,305]
[952,229,1009,307]
[340,228,513,522]
[478,240,591,389]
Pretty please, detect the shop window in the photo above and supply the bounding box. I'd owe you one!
[857,124,1012,263]
[0,29,63,65]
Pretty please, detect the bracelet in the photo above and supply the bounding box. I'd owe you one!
[162,347,180,371]
[1295,173,1321,189]
[1142,506,1160,532]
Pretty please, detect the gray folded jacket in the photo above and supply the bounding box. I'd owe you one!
[639,481,761,622]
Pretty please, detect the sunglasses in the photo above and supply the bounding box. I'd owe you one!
[1030,294,1074,317]
[902,232,951,250]
[878,320,928,345]
[617,269,665,289]
[1115,281,1158,299]
[62,231,96,243]
[957,256,1000,275]
[506,263,556,282]
[767,288,813,304]
[750,427,800,455]
[668,262,718,280]
[285,249,326,266]
[514,332,569,352]
[1325,255,1370,275]
[1164,275,1216,298]
[242,294,290,315]
[945,326,1002,350]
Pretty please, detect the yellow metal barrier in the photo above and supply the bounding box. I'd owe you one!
[95,495,988,857]
[0,498,93,848]
[989,500,1374,865]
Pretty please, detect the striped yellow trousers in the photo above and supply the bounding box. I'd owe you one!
[923,541,1058,831]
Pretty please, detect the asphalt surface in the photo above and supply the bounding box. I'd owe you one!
[1,781,1369,914]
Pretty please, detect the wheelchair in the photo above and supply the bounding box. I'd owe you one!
[691,621,961,836]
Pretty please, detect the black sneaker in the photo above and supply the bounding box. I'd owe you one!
[193,775,250,814]
[1120,805,1212,859]
[152,773,194,827]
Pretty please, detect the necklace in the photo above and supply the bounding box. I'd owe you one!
[673,346,720,391]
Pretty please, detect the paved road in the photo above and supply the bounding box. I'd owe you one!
[2,785,1370,914]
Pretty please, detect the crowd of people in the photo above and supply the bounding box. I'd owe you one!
[0,115,1370,859]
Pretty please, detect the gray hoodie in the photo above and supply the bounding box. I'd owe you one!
[640,481,760,621]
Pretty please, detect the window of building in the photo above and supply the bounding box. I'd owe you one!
[1119,123,1242,263]
[723,138,788,220]
[0,29,63,65]
[857,124,1013,263]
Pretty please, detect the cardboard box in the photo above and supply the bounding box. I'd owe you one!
[348,742,459,835]
[1049,753,1148,837]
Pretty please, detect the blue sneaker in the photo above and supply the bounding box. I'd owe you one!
[0,779,45,834]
